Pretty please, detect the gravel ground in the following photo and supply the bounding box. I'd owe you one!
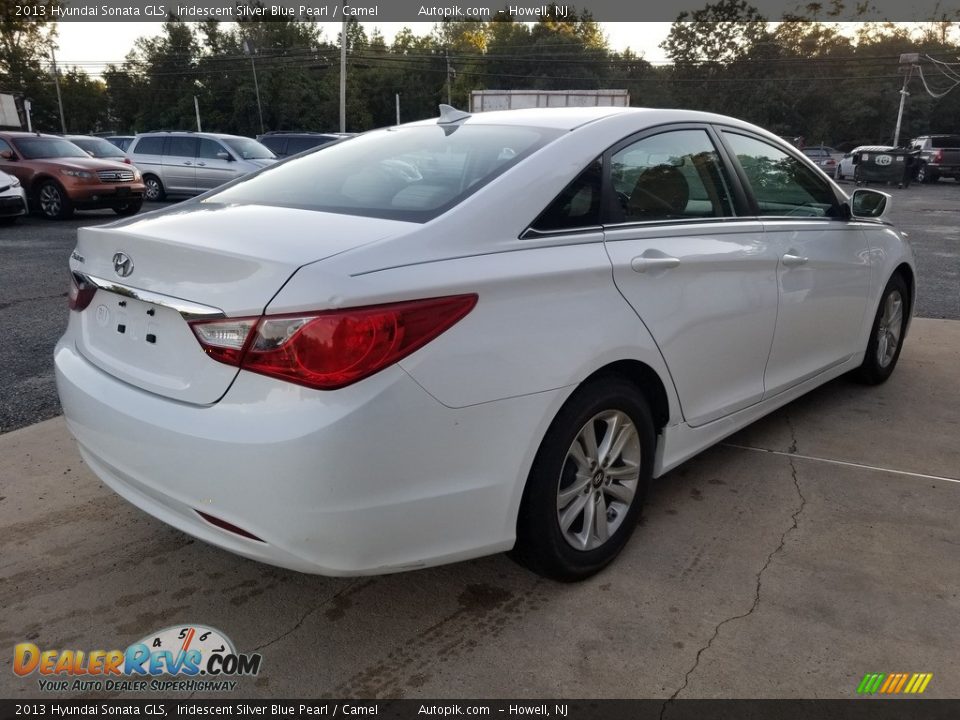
[0,184,957,434]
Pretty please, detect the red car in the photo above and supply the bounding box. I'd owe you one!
[0,132,146,220]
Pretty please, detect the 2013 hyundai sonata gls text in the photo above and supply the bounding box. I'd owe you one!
[56,107,915,581]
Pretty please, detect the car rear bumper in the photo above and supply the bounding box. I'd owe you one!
[55,331,559,575]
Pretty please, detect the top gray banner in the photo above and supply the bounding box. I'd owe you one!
[12,0,958,22]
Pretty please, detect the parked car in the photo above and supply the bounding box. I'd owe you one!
[56,107,914,581]
[66,135,134,164]
[0,168,28,223]
[128,132,277,200]
[104,136,136,152]
[909,134,960,183]
[0,132,145,219]
[257,131,354,158]
[801,145,840,173]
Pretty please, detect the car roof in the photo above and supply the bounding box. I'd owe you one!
[0,131,59,138]
[133,132,253,141]
[404,106,778,133]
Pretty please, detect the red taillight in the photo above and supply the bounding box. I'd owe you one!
[68,274,96,311]
[190,294,477,390]
[932,150,943,163]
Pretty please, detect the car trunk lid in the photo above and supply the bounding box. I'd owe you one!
[70,203,410,404]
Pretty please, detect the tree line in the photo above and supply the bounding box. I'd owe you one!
[2,0,959,147]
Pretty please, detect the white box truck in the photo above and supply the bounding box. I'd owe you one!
[469,89,629,113]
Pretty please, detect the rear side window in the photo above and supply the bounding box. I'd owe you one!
[286,137,328,154]
[931,137,960,149]
[531,159,602,232]
[723,132,838,217]
[610,129,735,222]
[259,137,285,154]
[167,137,198,158]
[204,124,559,222]
[134,137,165,155]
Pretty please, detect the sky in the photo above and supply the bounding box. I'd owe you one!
[53,21,676,71]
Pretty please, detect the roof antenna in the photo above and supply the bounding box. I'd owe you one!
[438,104,471,124]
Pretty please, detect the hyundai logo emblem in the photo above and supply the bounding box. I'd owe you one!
[113,252,134,278]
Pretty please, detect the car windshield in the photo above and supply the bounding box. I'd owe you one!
[14,137,90,159]
[222,137,275,160]
[70,137,126,158]
[204,124,559,222]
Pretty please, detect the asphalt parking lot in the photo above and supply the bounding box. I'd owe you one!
[1,184,958,700]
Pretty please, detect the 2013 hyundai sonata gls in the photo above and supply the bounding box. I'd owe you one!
[56,107,914,581]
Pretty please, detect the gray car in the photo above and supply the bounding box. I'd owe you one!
[128,132,277,200]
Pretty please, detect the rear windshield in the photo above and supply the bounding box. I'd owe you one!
[222,137,275,160]
[931,137,960,149]
[14,137,89,159]
[204,124,559,222]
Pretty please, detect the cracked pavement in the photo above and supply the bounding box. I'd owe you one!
[2,319,958,700]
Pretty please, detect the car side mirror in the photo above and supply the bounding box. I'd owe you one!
[850,188,890,219]
[217,151,233,161]
[0,150,14,160]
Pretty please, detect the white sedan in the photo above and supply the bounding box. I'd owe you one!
[55,107,915,581]
[0,169,28,223]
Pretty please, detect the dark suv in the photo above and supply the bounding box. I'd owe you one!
[909,135,960,183]
[256,132,353,158]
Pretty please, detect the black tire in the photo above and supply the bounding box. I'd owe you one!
[36,181,74,220]
[143,175,165,201]
[113,199,143,216]
[916,164,937,184]
[853,273,909,385]
[511,377,656,582]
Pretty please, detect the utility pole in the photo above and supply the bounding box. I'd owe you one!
[194,96,202,132]
[243,40,265,135]
[50,47,66,133]
[445,50,452,105]
[395,93,400,125]
[893,53,919,147]
[340,11,347,133]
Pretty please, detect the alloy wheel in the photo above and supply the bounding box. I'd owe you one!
[39,184,62,217]
[876,290,903,368]
[556,410,641,551]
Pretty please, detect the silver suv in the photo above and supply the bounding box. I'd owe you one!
[128,132,276,200]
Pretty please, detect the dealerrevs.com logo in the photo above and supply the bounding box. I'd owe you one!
[13,624,262,693]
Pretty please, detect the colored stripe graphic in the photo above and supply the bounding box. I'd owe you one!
[857,672,932,694]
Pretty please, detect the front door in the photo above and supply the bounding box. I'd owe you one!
[720,131,871,397]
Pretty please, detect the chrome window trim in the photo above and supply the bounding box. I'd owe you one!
[74,273,225,321]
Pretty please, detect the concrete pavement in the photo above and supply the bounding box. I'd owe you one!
[1,319,958,699]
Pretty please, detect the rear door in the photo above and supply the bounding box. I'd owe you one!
[130,136,165,182]
[162,136,198,193]
[601,125,780,426]
[719,130,870,397]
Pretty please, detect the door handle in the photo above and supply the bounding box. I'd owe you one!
[183,161,192,166]
[782,253,809,267]
[631,256,680,273]
[196,162,206,167]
